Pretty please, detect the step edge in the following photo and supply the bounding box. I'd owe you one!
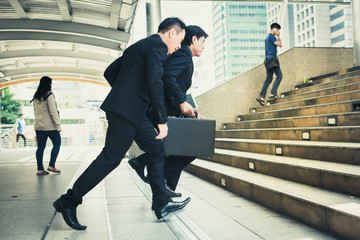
[262,89,360,109]
[211,148,360,176]
[229,111,360,125]
[190,159,360,215]
[215,138,360,149]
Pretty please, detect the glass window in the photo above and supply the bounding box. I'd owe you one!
[297,24,301,32]
[311,17,314,25]
[298,36,301,42]
[331,34,345,44]
[306,9,309,16]
[306,20,309,28]
[297,14,300,21]
[331,22,345,33]
[302,22,305,30]
[312,40,315,47]
[330,10,344,21]
[307,31,310,38]
[311,6,314,14]
[302,33,305,41]
[312,29,315,37]
[301,12,304,19]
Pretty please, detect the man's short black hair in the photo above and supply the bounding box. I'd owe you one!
[182,25,208,46]
[271,23,281,30]
[158,17,186,34]
[19,114,23,117]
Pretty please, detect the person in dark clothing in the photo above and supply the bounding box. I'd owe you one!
[52,18,190,231]
[256,23,283,106]
[129,25,208,196]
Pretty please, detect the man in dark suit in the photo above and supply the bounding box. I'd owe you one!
[52,18,190,230]
[129,25,208,196]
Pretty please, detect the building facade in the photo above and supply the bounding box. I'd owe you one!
[329,1,353,47]
[212,2,267,86]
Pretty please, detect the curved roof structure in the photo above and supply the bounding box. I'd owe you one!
[0,0,140,88]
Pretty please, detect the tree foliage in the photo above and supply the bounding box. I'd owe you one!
[0,87,20,124]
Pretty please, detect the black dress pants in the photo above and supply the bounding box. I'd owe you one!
[60,111,169,209]
[137,153,195,191]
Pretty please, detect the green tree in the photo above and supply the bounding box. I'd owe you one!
[0,87,20,124]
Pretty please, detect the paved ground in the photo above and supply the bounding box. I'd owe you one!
[0,146,338,240]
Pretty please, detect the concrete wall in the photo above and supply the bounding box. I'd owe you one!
[195,47,354,129]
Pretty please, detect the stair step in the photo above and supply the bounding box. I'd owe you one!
[217,126,360,142]
[269,81,360,105]
[185,159,360,240]
[240,100,359,121]
[228,112,360,129]
[207,148,360,195]
[215,138,360,164]
[255,90,360,113]
[293,70,360,92]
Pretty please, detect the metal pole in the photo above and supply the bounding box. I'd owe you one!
[352,0,360,66]
[146,0,162,36]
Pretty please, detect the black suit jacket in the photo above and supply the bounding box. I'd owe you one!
[101,34,168,126]
[163,45,194,116]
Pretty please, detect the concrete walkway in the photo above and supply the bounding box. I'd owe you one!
[0,146,338,240]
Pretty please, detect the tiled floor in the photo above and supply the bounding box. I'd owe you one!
[0,146,338,240]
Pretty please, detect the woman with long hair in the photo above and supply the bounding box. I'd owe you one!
[32,76,62,175]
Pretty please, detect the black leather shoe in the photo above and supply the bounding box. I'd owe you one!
[128,158,149,183]
[165,185,182,198]
[154,197,191,220]
[53,199,87,230]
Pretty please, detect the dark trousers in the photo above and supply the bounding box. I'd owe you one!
[16,134,26,147]
[36,130,61,171]
[137,153,195,191]
[260,65,283,99]
[60,112,169,209]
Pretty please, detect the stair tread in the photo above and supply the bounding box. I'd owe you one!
[233,111,360,124]
[213,148,360,176]
[263,89,360,108]
[276,81,360,101]
[215,138,360,149]
[248,99,359,116]
[192,159,360,217]
[285,75,360,94]
[220,125,360,131]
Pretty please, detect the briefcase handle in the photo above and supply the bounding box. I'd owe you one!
[180,111,198,119]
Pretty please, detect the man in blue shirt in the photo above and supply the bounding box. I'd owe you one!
[15,114,26,147]
[256,23,283,106]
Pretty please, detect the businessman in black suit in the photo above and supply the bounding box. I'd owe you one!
[52,18,190,230]
[129,25,208,196]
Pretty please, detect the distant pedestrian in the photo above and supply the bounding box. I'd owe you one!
[31,76,61,176]
[256,23,283,106]
[15,114,26,147]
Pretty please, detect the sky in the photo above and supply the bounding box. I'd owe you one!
[131,1,216,96]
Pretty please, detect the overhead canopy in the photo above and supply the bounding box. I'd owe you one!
[0,0,140,88]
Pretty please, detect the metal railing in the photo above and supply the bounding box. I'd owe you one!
[0,124,17,149]
[0,123,105,150]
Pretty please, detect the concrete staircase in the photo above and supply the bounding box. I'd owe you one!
[185,67,360,240]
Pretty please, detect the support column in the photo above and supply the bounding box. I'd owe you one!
[146,0,161,36]
[279,0,288,29]
[352,0,360,66]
